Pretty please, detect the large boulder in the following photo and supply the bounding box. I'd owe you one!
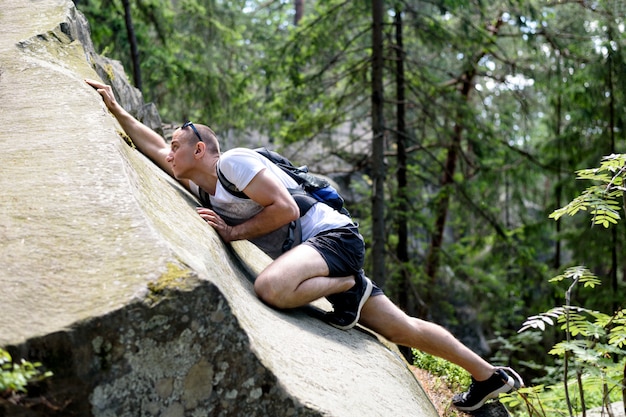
[0,0,439,416]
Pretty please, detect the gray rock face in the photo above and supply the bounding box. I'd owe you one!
[0,0,439,416]
[583,402,625,417]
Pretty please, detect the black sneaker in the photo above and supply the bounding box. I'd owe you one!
[324,271,373,330]
[452,368,523,412]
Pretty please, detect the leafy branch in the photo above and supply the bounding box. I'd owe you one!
[550,154,626,228]
[510,267,626,417]
[0,348,52,398]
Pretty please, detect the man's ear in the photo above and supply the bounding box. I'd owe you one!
[194,142,205,158]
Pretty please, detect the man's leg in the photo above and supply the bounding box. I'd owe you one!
[358,295,522,411]
[358,294,495,379]
[254,244,354,309]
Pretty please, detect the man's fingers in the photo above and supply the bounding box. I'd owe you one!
[85,79,113,97]
[196,207,218,224]
[196,207,215,217]
[85,79,104,89]
[85,79,117,109]
[195,209,232,241]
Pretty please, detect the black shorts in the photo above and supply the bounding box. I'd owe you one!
[302,224,384,297]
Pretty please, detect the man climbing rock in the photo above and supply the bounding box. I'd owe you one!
[86,78,522,411]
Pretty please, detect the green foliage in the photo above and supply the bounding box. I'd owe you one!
[502,363,625,416]
[550,154,626,228]
[412,349,471,391]
[504,150,626,416]
[505,267,626,416]
[78,0,289,129]
[256,0,373,143]
[0,348,52,395]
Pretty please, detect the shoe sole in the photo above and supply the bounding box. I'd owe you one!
[329,277,373,331]
[453,375,516,412]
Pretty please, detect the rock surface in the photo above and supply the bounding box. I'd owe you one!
[583,402,626,417]
[0,0,439,416]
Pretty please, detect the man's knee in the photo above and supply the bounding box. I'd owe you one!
[254,274,289,309]
[253,275,275,303]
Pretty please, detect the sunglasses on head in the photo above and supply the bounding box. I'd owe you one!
[181,121,203,142]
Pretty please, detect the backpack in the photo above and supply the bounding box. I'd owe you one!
[217,147,350,218]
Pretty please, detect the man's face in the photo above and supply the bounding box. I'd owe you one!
[167,131,198,179]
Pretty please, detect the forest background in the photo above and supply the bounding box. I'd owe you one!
[73,0,625,414]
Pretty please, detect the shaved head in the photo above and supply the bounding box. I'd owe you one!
[177,122,220,156]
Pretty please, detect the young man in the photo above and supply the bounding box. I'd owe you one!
[86,78,522,411]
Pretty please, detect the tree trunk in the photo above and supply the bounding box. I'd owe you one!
[371,0,386,287]
[294,0,304,25]
[394,8,408,307]
[422,16,504,316]
[423,108,465,308]
[554,89,562,270]
[394,7,417,362]
[122,0,142,91]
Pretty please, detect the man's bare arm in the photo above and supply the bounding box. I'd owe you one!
[197,168,300,242]
[85,79,174,178]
